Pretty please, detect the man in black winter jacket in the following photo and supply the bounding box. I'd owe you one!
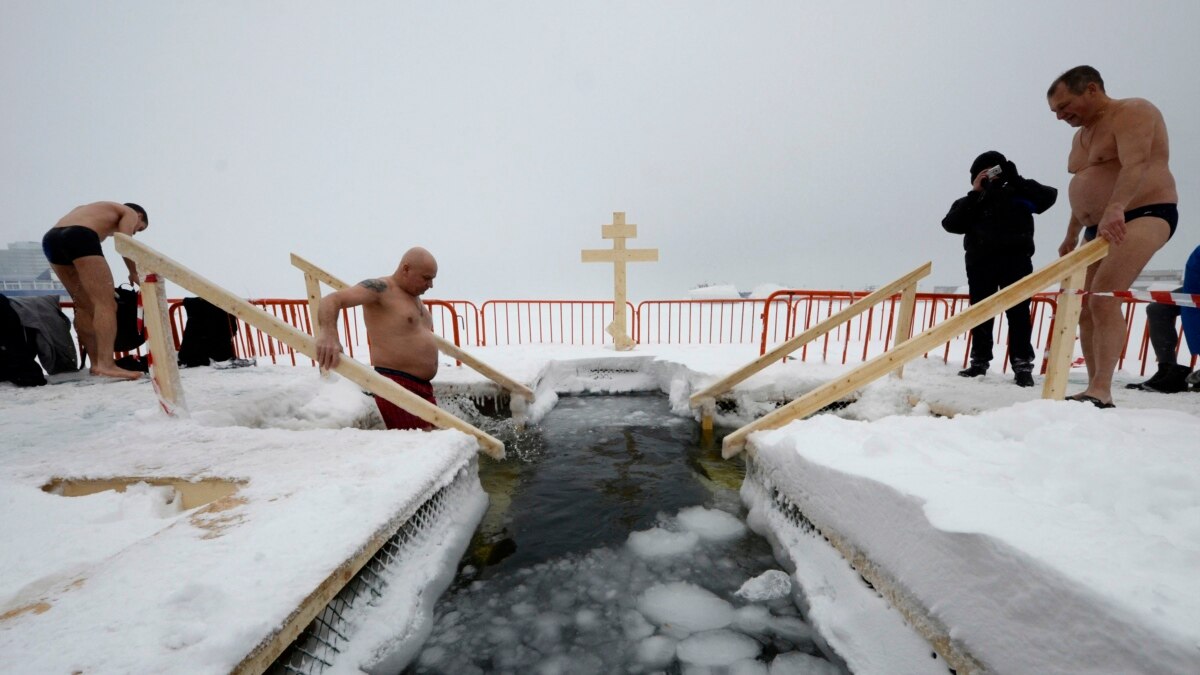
[942,151,1059,386]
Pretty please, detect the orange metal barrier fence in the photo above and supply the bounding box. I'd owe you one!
[160,298,467,366]
[62,292,1192,374]
[756,290,1060,372]
[635,299,781,345]
[480,300,635,346]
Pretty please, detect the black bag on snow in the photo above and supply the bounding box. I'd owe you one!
[113,285,146,352]
[0,294,47,386]
[177,297,238,367]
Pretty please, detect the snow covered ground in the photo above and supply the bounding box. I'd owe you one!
[1,342,1198,674]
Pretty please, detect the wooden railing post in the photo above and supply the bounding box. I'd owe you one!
[139,272,186,416]
[891,282,918,379]
[1041,267,1088,400]
[699,398,715,431]
[303,272,327,376]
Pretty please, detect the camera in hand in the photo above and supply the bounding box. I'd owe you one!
[984,165,1002,180]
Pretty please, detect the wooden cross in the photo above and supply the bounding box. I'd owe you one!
[581,211,658,350]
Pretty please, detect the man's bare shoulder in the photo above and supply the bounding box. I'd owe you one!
[1112,97,1163,122]
[357,277,391,293]
[56,201,123,229]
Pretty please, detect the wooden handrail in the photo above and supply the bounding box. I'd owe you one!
[721,238,1109,458]
[689,262,929,430]
[114,235,504,458]
[289,253,535,404]
[690,262,931,408]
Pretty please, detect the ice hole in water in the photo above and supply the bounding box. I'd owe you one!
[403,393,847,674]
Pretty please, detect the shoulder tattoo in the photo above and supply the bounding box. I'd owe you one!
[358,278,387,293]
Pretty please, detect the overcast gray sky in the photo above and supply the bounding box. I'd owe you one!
[3,1,1198,300]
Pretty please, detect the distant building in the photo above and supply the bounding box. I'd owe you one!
[0,241,67,297]
[1133,269,1182,290]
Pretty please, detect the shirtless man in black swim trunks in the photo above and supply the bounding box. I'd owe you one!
[315,247,440,430]
[42,201,149,380]
[1048,66,1178,407]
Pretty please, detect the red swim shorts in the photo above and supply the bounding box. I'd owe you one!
[373,367,437,431]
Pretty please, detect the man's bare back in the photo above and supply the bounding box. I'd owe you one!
[43,201,149,381]
[54,202,147,240]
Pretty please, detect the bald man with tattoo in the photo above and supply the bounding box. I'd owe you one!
[316,247,440,430]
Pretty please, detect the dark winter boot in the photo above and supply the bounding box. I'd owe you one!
[1014,371,1035,387]
[1126,363,1173,391]
[958,363,988,378]
[1143,364,1192,394]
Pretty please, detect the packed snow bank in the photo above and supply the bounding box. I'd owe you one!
[2,343,1198,674]
[0,366,482,674]
[747,399,1200,674]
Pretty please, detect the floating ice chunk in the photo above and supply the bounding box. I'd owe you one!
[622,609,656,640]
[627,527,701,558]
[736,570,793,602]
[575,608,601,630]
[731,658,771,675]
[767,615,816,649]
[530,613,564,651]
[677,506,747,540]
[486,622,520,645]
[769,651,841,675]
[732,604,772,636]
[538,651,603,675]
[533,654,572,675]
[637,582,734,634]
[677,629,761,666]
[635,634,677,668]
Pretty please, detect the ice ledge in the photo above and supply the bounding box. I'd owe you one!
[745,449,1199,675]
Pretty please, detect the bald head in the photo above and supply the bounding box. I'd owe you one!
[397,247,438,296]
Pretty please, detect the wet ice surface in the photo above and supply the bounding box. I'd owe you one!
[409,395,845,674]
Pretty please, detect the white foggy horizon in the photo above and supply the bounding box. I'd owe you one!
[3,1,1198,301]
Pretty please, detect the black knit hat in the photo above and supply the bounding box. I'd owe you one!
[970,151,1006,178]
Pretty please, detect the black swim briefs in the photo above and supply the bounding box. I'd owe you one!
[1083,203,1179,242]
[42,226,103,265]
[373,365,433,386]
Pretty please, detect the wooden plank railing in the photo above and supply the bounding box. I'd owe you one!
[721,239,1109,458]
[114,234,505,458]
[289,253,535,408]
[689,262,931,430]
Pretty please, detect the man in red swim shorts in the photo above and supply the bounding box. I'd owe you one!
[315,247,440,430]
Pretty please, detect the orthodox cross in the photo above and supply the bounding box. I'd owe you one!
[581,211,659,350]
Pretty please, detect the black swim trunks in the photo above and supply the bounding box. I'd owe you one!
[1083,203,1179,242]
[42,226,103,265]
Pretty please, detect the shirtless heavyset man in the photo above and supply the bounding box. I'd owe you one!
[1048,65,1178,408]
[42,201,149,381]
[316,247,440,430]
